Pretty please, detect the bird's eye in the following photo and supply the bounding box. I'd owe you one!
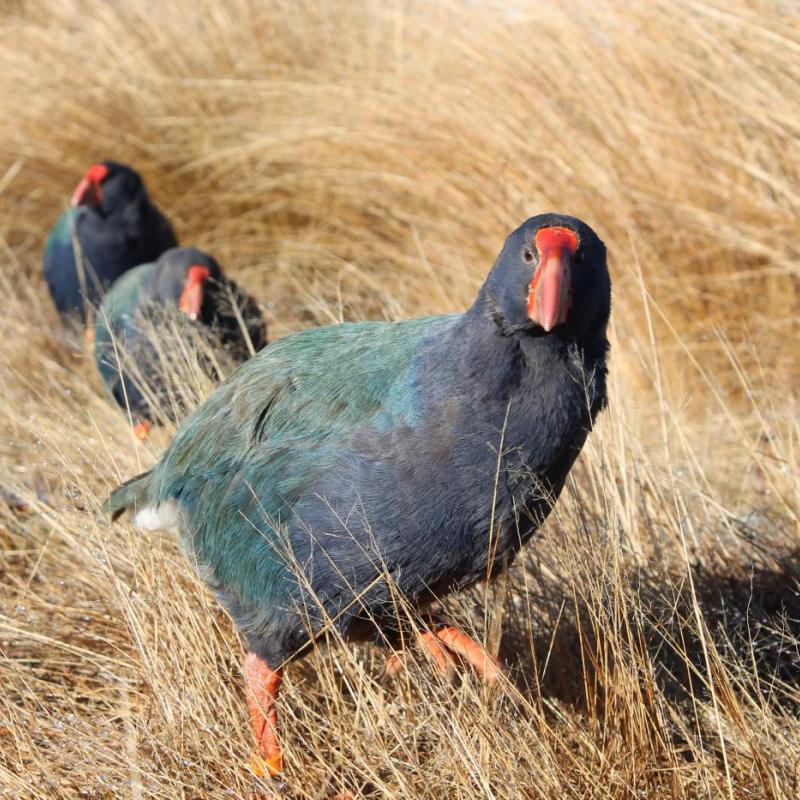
[523,248,534,264]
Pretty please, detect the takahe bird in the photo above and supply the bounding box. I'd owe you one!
[44,161,177,325]
[105,213,611,777]
[95,247,266,439]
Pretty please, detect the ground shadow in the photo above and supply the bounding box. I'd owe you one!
[495,524,800,715]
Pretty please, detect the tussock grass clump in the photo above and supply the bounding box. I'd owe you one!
[0,1,798,798]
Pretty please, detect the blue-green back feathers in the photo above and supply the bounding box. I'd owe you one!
[154,315,451,489]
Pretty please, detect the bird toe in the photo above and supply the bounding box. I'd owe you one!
[379,651,406,683]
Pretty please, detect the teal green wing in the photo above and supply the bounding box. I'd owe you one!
[44,209,73,257]
[94,263,156,392]
[149,314,455,609]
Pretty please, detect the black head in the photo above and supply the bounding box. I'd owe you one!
[70,161,144,215]
[150,247,224,321]
[481,213,610,341]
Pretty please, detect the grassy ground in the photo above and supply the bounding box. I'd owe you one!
[0,1,798,797]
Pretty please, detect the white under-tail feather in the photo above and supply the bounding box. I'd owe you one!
[133,498,180,532]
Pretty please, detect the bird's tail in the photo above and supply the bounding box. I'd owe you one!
[103,470,153,521]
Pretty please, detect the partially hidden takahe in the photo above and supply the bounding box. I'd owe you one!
[94,247,266,439]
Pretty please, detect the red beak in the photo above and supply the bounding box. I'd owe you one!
[179,265,211,320]
[70,163,109,208]
[527,226,579,331]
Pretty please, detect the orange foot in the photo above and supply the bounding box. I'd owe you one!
[244,652,283,778]
[384,620,502,686]
[132,420,152,442]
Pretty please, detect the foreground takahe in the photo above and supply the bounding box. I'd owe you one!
[44,161,177,324]
[95,247,266,439]
[106,213,611,777]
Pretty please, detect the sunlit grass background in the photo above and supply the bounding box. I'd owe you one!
[1,1,798,797]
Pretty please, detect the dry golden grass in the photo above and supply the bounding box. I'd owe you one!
[0,0,798,797]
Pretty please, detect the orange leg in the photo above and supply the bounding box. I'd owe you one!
[434,624,503,686]
[243,652,283,778]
